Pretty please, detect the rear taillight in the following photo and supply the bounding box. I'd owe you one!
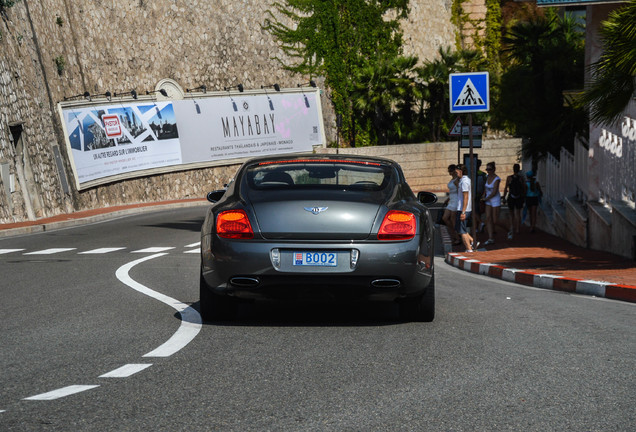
[378,210,416,241]
[216,210,254,239]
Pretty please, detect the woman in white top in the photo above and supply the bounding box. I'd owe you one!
[442,164,460,244]
[481,161,501,245]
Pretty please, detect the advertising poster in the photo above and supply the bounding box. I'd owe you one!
[59,89,324,189]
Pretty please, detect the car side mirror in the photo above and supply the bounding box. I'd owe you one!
[417,191,438,205]
[207,190,225,203]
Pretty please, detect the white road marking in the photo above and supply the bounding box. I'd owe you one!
[184,249,199,254]
[185,242,200,248]
[0,249,24,254]
[99,364,153,378]
[131,247,175,253]
[0,243,201,411]
[24,248,76,255]
[115,253,201,357]
[79,247,127,254]
[23,385,99,401]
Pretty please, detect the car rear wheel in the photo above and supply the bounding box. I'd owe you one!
[398,275,435,322]
[199,271,238,321]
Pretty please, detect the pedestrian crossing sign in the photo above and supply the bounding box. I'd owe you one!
[449,72,489,113]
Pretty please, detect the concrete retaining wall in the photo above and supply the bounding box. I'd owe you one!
[318,138,522,195]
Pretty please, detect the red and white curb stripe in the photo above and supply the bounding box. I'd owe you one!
[445,252,636,303]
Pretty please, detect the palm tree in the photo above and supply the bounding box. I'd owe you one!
[582,0,636,126]
[351,56,420,145]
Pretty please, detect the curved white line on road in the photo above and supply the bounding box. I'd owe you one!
[115,253,202,357]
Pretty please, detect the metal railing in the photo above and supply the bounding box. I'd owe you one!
[537,139,588,210]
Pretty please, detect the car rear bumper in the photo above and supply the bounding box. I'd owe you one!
[201,236,434,301]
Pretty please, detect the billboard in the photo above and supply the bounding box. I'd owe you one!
[59,88,325,189]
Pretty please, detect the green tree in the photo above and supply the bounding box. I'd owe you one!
[263,0,409,146]
[350,46,485,145]
[581,0,636,126]
[495,9,586,161]
[351,56,421,145]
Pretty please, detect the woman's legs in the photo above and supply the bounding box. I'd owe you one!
[513,207,521,234]
[485,205,494,240]
[529,205,538,232]
[485,205,499,242]
[443,209,459,242]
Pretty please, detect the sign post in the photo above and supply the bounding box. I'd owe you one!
[449,72,489,250]
[448,117,462,164]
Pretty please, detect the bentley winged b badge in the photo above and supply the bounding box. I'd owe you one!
[304,206,328,215]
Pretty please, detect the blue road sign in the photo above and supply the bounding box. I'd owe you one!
[449,72,489,113]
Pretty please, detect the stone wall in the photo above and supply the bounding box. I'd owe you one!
[0,0,456,224]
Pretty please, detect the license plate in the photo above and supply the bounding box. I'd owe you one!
[293,251,337,267]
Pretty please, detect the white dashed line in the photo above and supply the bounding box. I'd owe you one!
[79,247,127,254]
[0,249,24,254]
[23,385,100,401]
[99,364,153,378]
[131,247,175,253]
[24,248,76,255]
[1,243,200,411]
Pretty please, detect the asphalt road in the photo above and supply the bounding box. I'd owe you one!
[0,205,634,431]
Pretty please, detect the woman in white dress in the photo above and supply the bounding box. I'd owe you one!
[442,164,460,244]
[481,161,501,245]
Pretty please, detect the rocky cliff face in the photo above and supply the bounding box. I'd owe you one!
[0,0,455,223]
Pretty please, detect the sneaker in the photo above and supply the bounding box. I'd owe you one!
[465,249,474,253]
[507,232,513,240]
[484,239,495,246]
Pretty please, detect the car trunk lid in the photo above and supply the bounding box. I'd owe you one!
[251,197,383,240]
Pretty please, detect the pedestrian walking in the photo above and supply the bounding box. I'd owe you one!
[442,164,461,245]
[481,161,501,246]
[525,170,542,233]
[455,164,477,252]
[474,159,486,233]
[502,163,526,239]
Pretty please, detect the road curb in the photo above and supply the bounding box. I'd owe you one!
[444,252,636,303]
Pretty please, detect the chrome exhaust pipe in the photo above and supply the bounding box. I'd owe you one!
[371,279,401,289]
[230,277,260,288]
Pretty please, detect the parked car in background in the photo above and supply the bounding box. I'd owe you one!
[200,154,437,321]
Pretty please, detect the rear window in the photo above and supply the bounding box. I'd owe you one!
[245,159,394,191]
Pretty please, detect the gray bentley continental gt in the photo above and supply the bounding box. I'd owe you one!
[200,154,437,322]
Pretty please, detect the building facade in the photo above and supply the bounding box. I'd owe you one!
[535,0,636,259]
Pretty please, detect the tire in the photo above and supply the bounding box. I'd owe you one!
[199,271,238,321]
[399,274,435,322]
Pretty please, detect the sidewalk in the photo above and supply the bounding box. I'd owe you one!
[441,220,636,304]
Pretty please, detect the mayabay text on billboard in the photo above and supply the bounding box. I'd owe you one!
[59,88,325,189]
